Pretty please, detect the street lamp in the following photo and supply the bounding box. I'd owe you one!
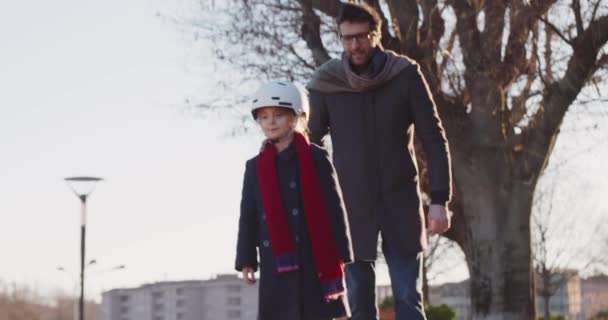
[65,176,103,320]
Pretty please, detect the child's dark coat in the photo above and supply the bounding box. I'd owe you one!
[235,142,353,320]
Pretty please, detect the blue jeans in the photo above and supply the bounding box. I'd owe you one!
[345,240,425,320]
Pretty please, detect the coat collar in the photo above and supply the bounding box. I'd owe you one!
[276,140,297,161]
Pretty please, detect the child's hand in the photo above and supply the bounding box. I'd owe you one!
[325,293,343,301]
[241,267,256,286]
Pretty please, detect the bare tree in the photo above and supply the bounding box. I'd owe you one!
[0,281,102,320]
[189,0,608,318]
[533,168,608,320]
[0,281,47,320]
[423,234,466,305]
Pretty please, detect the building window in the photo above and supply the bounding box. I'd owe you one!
[176,313,184,320]
[152,291,164,299]
[227,297,241,306]
[120,306,129,314]
[227,285,241,293]
[154,317,164,320]
[120,295,129,303]
[176,299,185,307]
[153,303,164,312]
[227,310,241,319]
[176,288,183,295]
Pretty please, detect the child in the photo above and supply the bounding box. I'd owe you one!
[235,81,353,320]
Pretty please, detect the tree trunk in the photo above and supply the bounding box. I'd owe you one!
[423,261,430,305]
[454,153,537,320]
[543,295,551,320]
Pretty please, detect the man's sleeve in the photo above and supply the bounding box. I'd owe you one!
[408,64,452,205]
[308,89,330,146]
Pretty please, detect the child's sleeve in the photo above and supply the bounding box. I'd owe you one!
[315,147,354,264]
[235,160,259,272]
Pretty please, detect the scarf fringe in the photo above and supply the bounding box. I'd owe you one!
[276,252,299,273]
[321,277,345,301]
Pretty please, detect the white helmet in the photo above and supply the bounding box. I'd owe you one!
[250,81,309,119]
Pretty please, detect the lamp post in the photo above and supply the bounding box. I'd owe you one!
[65,176,103,320]
[57,262,125,320]
[57,260,97,320]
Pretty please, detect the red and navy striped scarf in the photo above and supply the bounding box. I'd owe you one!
[257,132,345,301]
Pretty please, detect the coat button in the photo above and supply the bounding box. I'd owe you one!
[263,240,269,247]
[289,181,297,189]
[295,235,299,243]
[292,208,299,216]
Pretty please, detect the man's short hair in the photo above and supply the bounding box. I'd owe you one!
[337,3,382,36]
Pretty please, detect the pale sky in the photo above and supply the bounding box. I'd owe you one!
[0,0,606,302]
[0,0,263,299]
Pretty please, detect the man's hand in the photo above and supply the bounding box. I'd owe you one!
[241,267,256,286]
[428,204,452,235]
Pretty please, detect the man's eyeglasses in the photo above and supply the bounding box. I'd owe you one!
[339,32,374,44]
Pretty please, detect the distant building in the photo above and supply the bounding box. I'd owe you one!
[102,274,258,320]
[370,271,592,320]
[423,270,584,320]
[581,275,608,319]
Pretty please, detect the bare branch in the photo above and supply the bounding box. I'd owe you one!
[539,16,574,46]
[451,0,483,72]
[534,38,549,88]
[528,13,608,173]
[418,0,446,90]
[572,0,585,37]
[597,54,608,68]
[420,0,445,52]
[299,0,331,66]
[262,2,301,11]
[309,0,342,17]
[438,29,458,79]
[481,0,506,65]
[544,13,554,83]
[500,1,553,86]
[288,45,317,71]
[510,77,537,129]
[509,22,541,128]
[591,0,602,22]
[362,0,401,52]
[386,0,420,55]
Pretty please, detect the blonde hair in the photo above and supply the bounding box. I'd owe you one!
[294,113,309,138]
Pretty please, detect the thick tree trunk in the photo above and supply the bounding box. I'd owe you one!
[423,261,430,304]
[454,152,537,320]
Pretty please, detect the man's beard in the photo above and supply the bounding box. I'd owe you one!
[348,48,372,66]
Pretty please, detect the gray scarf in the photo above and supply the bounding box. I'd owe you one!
[307,49,411,94]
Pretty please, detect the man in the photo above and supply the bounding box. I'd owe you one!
[306,3,452,320]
